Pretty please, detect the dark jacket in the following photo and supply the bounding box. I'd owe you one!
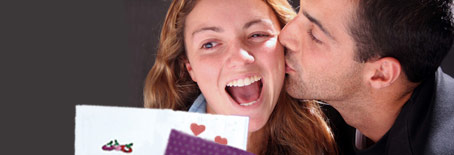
[356,68,454,154]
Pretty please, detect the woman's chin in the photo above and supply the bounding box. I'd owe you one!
[247,118,268,133]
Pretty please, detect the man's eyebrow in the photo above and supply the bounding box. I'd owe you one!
[302,11,335,40]
[191,26,223,37]
[243,19,274,29]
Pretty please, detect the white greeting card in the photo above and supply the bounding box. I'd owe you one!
[75,105,249,155]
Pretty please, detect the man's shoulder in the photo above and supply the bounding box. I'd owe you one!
[425,68,454,154]
[434,68,454,111]
[435,68,454,102]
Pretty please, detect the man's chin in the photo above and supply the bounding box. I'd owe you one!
[285,84,304,99]
[285,82,319,101]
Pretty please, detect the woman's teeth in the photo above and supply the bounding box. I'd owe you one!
[226,75,261,87]
[240,101,256,106]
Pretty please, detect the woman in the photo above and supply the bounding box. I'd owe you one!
[144,0,337,154]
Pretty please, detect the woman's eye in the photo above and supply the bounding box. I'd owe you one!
[201,42,218,49]
[250,33,269,38]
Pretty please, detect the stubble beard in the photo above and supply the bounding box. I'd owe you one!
[285,64,364,103]
[285,72,331,100]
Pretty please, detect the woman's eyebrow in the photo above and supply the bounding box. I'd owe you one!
[243,19,274,30]
[192,26,223,38]
[191,19,274,39]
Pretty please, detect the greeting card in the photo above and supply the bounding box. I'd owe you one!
[75,105,249,155]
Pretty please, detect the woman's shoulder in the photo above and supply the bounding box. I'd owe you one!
[188,94,207,113]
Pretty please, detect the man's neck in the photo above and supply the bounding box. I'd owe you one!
[331,90,414,142]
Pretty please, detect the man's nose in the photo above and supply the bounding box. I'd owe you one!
[279,18,299,53]
[226,45,255,68]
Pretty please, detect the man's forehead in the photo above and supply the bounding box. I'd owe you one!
[300,0,357,35]
[300,0,357,17]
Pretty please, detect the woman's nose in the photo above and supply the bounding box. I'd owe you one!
[226,46,255,68]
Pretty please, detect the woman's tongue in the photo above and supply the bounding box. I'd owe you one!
[227,81,261,104]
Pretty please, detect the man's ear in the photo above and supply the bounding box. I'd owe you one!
[365,57,401,89]
[185,59,197,82]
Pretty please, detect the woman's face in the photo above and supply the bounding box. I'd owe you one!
[184,0,285,132]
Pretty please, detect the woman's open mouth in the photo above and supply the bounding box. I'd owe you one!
[225,75,263,106]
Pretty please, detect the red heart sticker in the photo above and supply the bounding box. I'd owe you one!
[190,123,205,136]
[214,136,228,145]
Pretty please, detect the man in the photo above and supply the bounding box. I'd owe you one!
[279,0,454,154]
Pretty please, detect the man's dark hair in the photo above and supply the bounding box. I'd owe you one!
[351,0,454,82]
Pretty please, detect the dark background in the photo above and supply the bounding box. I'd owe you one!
[2,0,452,154]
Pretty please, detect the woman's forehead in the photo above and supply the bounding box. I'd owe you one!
[184,0,278,30]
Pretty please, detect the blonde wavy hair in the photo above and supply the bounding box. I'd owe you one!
[144,0,337,154]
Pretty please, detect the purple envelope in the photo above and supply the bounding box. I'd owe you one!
[165,129,255,155]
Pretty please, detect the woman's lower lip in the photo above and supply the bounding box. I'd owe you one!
[233,96,263,110]
[228,90,263,107]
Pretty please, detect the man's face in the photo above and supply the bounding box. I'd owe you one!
[279,0,365,102]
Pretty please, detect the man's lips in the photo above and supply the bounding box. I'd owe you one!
[285,62,295,73]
